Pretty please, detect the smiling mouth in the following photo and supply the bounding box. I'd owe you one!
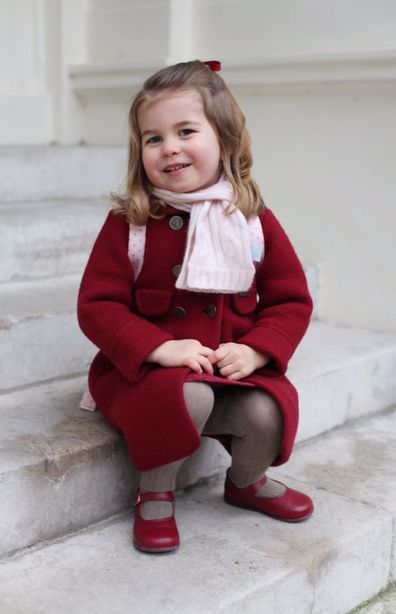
[163,163,191,173]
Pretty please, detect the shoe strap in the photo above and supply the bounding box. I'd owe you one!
[134,490,175,506]
[250,473,268,494]
[227,469,268,493]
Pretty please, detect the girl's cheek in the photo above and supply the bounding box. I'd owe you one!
[141,151,151,172]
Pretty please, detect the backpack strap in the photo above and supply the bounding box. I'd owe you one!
[128,223,146,280]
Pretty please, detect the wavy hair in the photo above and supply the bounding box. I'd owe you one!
[112,60,265,224]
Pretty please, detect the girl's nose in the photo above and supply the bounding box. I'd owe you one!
[161,137,181,156]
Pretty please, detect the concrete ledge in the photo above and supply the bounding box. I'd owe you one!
[277,407,396,582]
[1,276,94,390]
[357,584,396,613]
[0,477,392,613]
[0,377,135,556]
[0,146,126,202]
[290,323,396,442]
[0,198,109,283]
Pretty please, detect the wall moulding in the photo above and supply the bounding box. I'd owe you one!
[68,62,158,100]
[69,49,396,100]
[87,0,170,9]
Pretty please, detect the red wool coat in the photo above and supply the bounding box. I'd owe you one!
[77,207,313,471]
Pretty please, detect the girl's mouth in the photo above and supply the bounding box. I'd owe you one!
[163,163,191,173]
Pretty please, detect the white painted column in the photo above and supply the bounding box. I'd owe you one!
[168,0,194,64]
[55,0,87,143]
[0,0,53,144]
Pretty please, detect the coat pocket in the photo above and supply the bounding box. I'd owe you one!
[230,289,258,315]
[134,288,173,318]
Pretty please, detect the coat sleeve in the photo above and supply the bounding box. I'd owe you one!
[77,211,174,382]
[237,208,313,375]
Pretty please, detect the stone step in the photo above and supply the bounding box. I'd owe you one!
[0,323,395,556]
[0,197,109,283]
[277,406,396,583]
[0,376,134,558]
[1,266,321,391]
[289,321,396,443]
[0,146,126,202]
[1,409,395,613]
[1,275,94,390]
[304,263,319,319]
[357,584,396,613]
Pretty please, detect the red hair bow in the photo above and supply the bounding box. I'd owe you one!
[204,60,221,72]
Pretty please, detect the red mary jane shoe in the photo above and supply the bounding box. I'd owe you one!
[133,490,179,553]
[224,472,314,522]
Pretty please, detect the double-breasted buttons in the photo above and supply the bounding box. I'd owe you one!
[173,306,186,319]
[172,264,182,278]
[169,215,183,231]
[203,304,217,318]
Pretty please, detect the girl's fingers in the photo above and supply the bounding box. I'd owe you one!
[216,357,233,370]
[197,355,214,374]
[216,352,240,370]
[220,367,243,379]
[185,354,214,374]
[185,358,203,374]
[214,346,228,361]
[226,371,244,381]
[219,364,238,377]
[200,345,214,356]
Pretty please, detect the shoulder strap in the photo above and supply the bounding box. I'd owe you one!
[128,224,147,280]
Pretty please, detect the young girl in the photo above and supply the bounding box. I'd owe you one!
[78,60,314,554]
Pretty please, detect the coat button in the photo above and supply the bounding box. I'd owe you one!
[169,215,184,230]
[204,304,217,318]
[174,306,186,319]
[172,264,182,277]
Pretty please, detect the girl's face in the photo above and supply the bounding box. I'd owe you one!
[138,88,221,193]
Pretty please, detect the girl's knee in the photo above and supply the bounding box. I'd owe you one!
[238,390,283,440]
[183,382,215,430]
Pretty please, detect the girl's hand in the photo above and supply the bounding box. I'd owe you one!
[146,339,214,374]
[209,343,270,381]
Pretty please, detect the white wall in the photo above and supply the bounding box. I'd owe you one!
[244,84,396,331]
[192,0,396,58]
[1,0,396,333]
[0,0,53,143]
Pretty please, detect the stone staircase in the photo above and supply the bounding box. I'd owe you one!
[1,146,395,613]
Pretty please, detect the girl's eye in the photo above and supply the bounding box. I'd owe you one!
[146,135,161,145]
[179,128,195,137]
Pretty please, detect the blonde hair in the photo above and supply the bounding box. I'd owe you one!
[112,60,265,224]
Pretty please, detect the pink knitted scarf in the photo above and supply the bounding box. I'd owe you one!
[152,179,256,293]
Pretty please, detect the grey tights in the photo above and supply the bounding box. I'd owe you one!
[139,383,284,519]
[203,386,285,496]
